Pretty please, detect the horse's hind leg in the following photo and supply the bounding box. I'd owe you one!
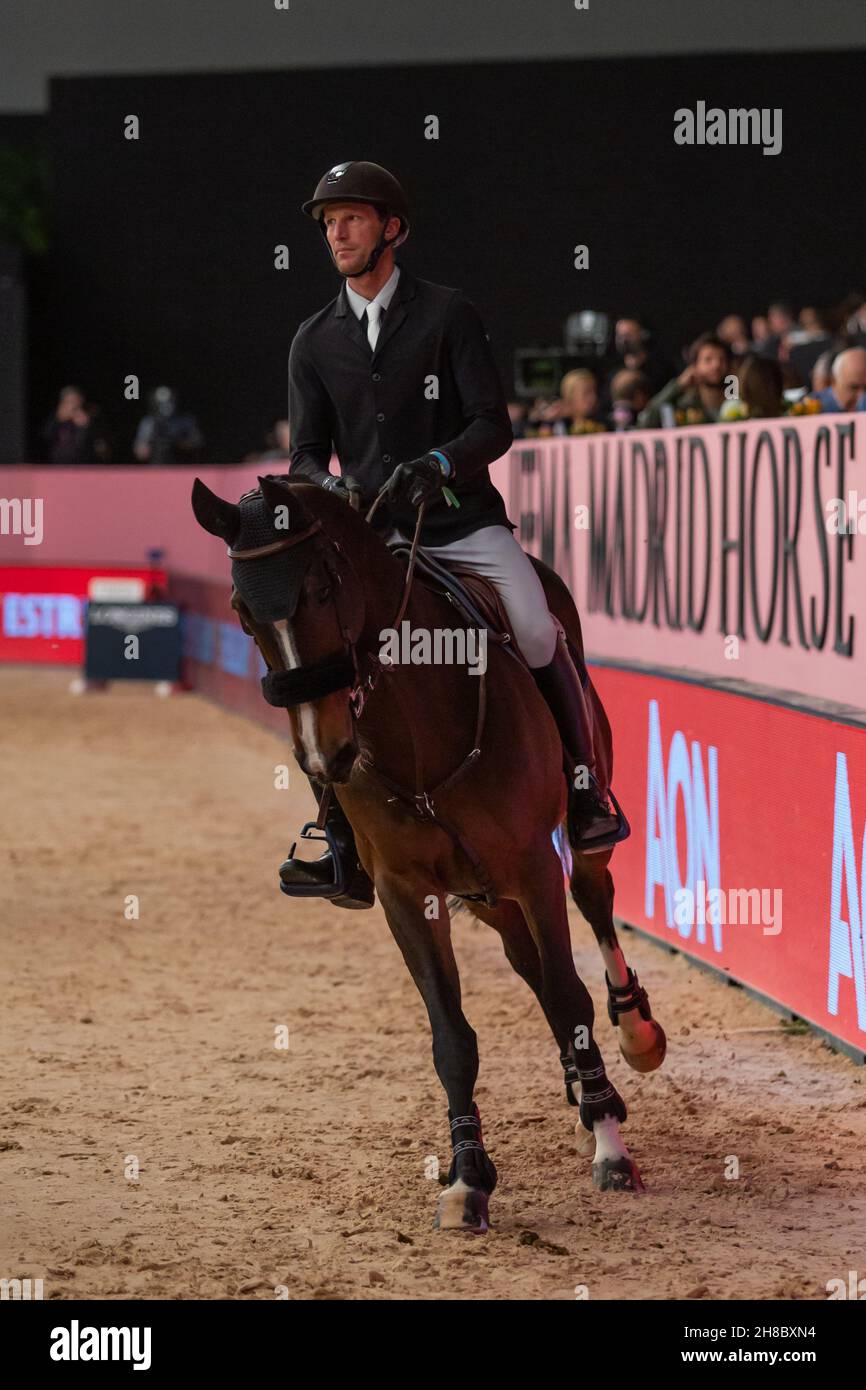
[475,897,596,1159]
[517,840,645,1193]
[376,871,497,1233]
[569,847,667,1074]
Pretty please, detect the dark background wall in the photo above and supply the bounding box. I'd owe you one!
[5,0,865,112]
[18,50,866,458]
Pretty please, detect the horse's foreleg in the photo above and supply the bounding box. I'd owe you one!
[569,848,667,1074]
[518,841,645,1193]
[376,872,497,1233]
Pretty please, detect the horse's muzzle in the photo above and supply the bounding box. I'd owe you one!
[297,739,358,785]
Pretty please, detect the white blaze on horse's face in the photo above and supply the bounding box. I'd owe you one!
[272,618,328,778]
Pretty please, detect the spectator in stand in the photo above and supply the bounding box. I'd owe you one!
[760,301,796,359]
[638,332,731,428]
[784,306,836,383]
[506,400,528,440]
[525,395,563,437]
[558,368,606,435]
[751,315,771,351]
[133,386,204,464]
[797,307,826,335]
[611,317,669,394]
[609,369,651,430]
[257,418,292,462]
[719,356,785,421]
[844,293,866,343]
[811,350,835,393]
[717,314,752,358]
[808,348,866,413]
[39,385,112,464]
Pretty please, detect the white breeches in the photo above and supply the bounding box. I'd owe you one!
[385,523,559,669]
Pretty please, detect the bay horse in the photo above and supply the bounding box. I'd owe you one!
[191,474,666,1233]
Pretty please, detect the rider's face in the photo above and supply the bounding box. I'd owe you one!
[322,202,398,277]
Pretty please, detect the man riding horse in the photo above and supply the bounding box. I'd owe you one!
[280,159,627,908]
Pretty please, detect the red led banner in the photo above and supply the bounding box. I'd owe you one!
[0,565,166,664]
[592,665,866,1056]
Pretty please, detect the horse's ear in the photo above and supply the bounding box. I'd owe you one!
[258,474,310,529]
[191,478,240,542]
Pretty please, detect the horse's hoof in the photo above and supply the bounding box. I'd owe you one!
[574,1122,595,1158]
[434,1178,491,1234]
[620,1020,667,1074]
[592,1155,646,1194]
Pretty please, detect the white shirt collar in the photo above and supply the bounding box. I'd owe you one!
[345,263,401,321]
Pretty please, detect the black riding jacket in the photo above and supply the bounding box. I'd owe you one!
[287,267,515,544]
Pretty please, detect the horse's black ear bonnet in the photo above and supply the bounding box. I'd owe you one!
[228,485,360,709]
[230,490,316,624]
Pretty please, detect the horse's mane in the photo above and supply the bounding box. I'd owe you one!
[279,480,398,566]
[258,478,465,636]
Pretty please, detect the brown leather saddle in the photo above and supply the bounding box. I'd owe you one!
[386,539,530,670]
[387,537,613,803]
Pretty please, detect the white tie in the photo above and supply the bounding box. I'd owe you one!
[366,301,382,350]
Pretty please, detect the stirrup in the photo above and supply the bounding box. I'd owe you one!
[569,780,631,855]
[279,820,353,899]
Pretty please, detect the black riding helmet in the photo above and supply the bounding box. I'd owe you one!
[302,161,410,276]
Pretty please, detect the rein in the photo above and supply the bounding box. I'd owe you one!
[230,480,496,906]
[228,517,324,560]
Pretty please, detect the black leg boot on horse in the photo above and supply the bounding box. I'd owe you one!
[531,621,630,854]
[278,777,375,910]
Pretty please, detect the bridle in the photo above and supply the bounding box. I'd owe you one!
[227,478,496,904]
[226,481,426,720]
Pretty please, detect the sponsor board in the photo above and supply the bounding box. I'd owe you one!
[592,665,866,1055]
[491,415,865,714]
[0,566,165,663]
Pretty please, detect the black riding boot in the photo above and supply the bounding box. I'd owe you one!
[278,778,375,910]
[531,635,629,854]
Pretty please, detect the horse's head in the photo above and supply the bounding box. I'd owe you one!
[192,475,369,784]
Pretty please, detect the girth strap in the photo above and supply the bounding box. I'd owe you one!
[356,661,497,907]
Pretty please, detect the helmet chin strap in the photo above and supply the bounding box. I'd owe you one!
[329,226,395,278]
[319,207,407,278]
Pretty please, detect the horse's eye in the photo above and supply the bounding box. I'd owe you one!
[317,585,332,603]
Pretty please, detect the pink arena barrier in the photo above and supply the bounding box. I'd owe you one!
[3,420,866,1054]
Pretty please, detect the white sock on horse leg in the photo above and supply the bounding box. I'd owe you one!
[591,1114,630,1165]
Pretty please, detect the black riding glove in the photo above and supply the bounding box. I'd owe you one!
[385,453,451,509]
[323,473,364,505]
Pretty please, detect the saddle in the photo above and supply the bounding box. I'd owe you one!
[386,539,530,670]
[386,536,614,804]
